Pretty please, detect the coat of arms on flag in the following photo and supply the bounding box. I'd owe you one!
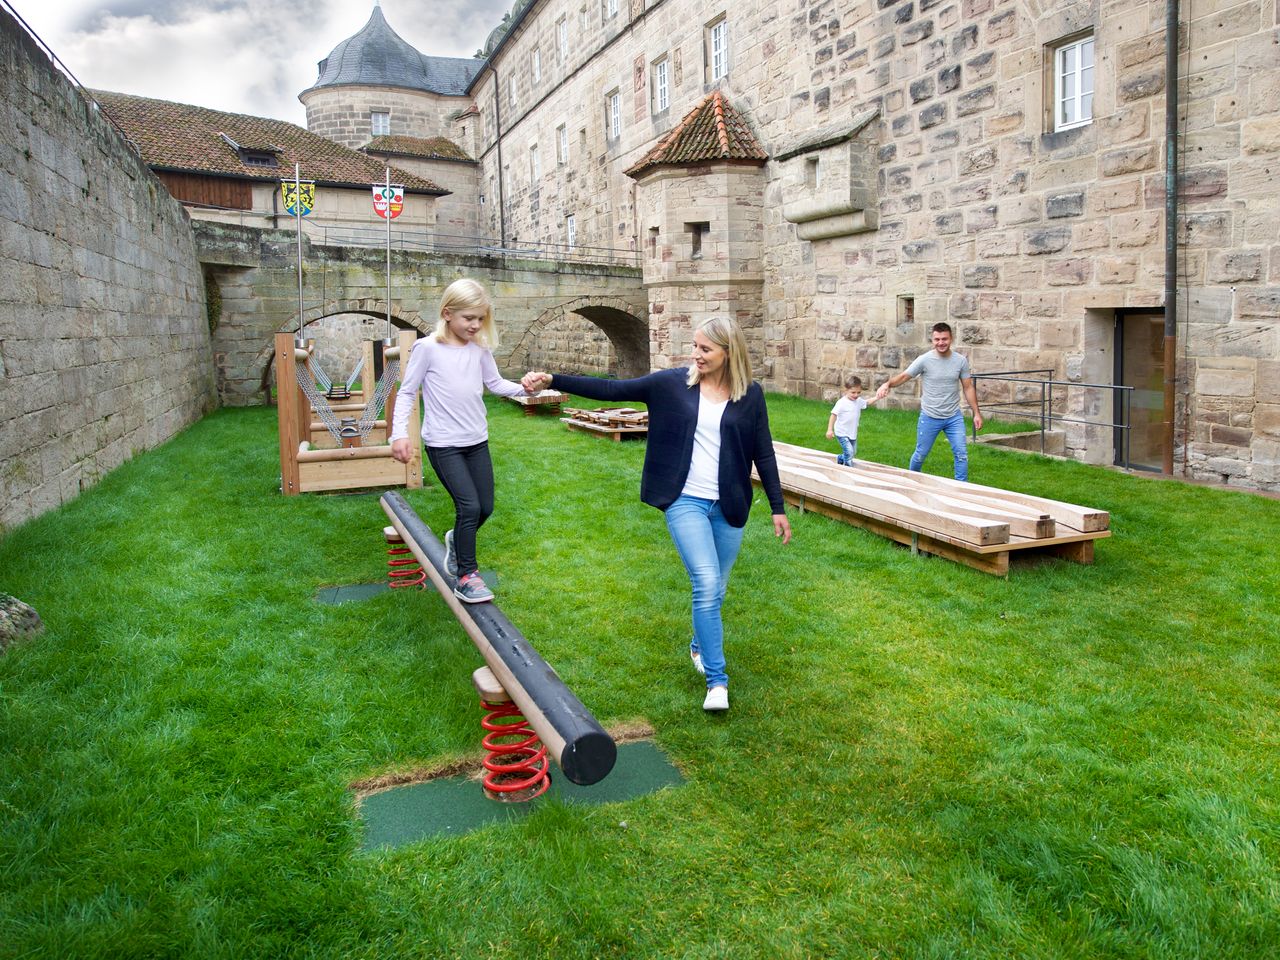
[281,181,316,217]
[372,184,405,220]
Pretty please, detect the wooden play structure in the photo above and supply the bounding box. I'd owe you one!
[759,441,1111,576]
[504,389,568,416]
[380,490,617,795]
[275,330,423,494]
[561,406,649,441]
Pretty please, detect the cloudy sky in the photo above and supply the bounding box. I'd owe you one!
[10,0,512,125]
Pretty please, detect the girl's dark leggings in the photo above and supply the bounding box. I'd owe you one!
[425,441,495,578]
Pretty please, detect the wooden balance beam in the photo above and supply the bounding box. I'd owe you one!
[379,490,617,786]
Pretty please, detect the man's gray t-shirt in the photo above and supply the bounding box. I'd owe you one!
[904,350,971,418]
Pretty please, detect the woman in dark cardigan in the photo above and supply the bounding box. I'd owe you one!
[523,317,790,712]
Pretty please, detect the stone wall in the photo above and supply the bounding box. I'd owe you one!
[0,10,216,532]
[460,0,1279,489]
[301,85,463,151]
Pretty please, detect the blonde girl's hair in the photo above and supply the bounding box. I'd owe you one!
[431,278,498,347]
[686,316,752,402]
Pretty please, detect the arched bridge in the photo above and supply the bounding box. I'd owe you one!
[194,221,648,405]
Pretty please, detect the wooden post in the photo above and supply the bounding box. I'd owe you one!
[276,332,303,495]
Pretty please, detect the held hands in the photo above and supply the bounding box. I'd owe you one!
[390,438,413,464]
[521,371,552,394]
[875,383,891,402]
[773,513,792,545]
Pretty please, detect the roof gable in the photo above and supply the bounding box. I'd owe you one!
[624,91,768,180]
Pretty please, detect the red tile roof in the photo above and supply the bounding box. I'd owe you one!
[624,91,768,179]
[91,90,446,195]
[363,135,474,162]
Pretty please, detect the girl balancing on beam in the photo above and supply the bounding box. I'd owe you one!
[523,317,791,713]
[390,279,531,604]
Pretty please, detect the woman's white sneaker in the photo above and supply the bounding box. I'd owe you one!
[703,686,728,711]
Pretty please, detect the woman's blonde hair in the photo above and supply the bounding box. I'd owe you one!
[432,278,498,347]
[686,316,753,402]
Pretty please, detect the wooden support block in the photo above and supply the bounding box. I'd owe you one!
[472,666,511,703]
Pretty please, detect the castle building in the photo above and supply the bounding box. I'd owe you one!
[299,1,1280,491]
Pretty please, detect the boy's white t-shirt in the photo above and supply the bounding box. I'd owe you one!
[831,395,869,437]
[681,396,727,500]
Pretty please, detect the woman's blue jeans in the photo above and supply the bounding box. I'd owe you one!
[909,410,968,481]
[664,495,745,690]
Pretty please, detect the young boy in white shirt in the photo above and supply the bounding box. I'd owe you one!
[826,375,877,466]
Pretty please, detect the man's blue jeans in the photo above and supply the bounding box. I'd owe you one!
[835,435,858,465]
[909,410,968,481]
[664,495,745,690]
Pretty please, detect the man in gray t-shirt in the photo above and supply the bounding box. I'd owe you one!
[875,322,983,481]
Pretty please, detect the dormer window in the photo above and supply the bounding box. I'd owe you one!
[219,132,281,169]
[371,111,390,136]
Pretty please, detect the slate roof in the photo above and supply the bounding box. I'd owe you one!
[92,90,446,194]
[624,91,768,179]
[305,7,483,97]
[363,135,474,162]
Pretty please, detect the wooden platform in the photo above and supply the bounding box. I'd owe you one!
[506,390,568,416]
[758,442,1110,576]
[561,407,649,442]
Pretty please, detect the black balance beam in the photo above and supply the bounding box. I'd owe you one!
[380,490,617,786]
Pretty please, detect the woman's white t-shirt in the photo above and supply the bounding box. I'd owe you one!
[681,396,727,500]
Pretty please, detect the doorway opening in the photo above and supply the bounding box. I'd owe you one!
[1113,309,1166,471]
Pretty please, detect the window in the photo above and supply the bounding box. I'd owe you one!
[648,226,659,258]
[652,56,670,113]
[1052,34,1094,131]
[532,48,541,84]
[707,17,728,82]
[607,89,621,139]
[603,0,618,19]
[530,143,540,182]
[509,75,517,108]
[556,123,568,164]
[687,221,709,259]
[566,214,577,249]
[557,17,568,63]
[805,157,820,189]
[897,296,916,324]
[370,111,390,136]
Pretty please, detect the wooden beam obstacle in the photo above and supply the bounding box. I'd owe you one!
[275,330,423,495]
[380,490,617,786]
[758,442,1111,576]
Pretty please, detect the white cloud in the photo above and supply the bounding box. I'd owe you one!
[11,0,512,125]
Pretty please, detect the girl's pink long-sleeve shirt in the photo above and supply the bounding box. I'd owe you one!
[389,337,525,448]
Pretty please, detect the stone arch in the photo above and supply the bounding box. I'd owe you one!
[256,299,429,403]
[506,296,649,380]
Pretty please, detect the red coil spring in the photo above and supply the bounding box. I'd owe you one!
[479,698,550,801]
[386,545,426,589]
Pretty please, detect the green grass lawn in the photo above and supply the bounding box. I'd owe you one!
[1,396,1277,959]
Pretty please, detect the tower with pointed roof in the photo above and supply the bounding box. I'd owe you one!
[300,6,485,235]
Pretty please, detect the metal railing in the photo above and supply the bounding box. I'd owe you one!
[970,369,1136,469]
[180,203,640,268]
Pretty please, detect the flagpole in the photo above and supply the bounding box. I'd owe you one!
[385,166,392,341]
[294,163,304,342]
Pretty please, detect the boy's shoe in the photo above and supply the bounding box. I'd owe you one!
[703,686,729,712]
[443,530,458,578]
[690,646,705,675]
[454,572,494,604]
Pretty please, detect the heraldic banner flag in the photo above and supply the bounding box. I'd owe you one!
[372,184,404,220]
[281,181,316,217]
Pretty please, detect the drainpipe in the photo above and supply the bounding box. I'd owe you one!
[491,66,507,247]
[1162,0,1179,475]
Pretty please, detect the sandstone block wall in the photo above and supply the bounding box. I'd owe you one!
[460,0,1279,489]
[302,86,463,151]
[0,11,216,532]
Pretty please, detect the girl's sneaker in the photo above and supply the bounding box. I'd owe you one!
[454,572,493,604]
[690,646,705,675]
[443,530,458,578]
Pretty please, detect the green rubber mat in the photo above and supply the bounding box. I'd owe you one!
[358,740,684,849]
[315,582,389,604]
